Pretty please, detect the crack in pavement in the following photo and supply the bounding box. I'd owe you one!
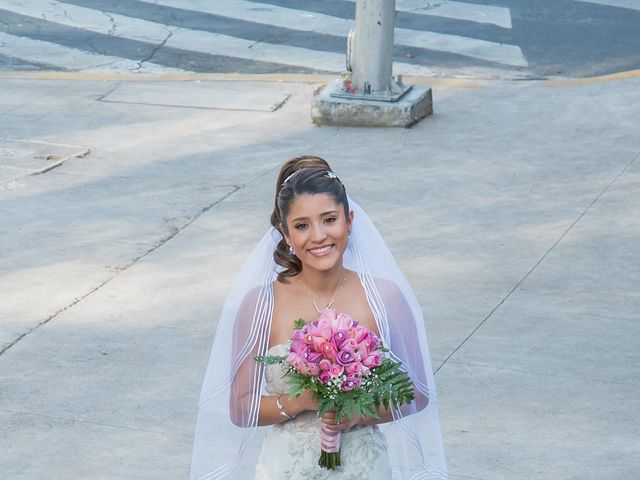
[49,0,71,21]
[0,127,341,357]
[434,148,640,375]
[101,10,117,36]
[133,26,176,72]
[0,184,239,357]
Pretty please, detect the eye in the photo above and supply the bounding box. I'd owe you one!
[294,223,308,230]
[324,217,337,224]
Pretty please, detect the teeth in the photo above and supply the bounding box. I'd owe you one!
[310,245,332,254]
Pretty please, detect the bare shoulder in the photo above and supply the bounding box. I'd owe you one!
[369,276,406,303]
[370,277,417,329]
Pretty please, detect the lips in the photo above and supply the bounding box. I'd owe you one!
[308,244,334,256]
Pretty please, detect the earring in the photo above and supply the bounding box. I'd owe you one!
[288,244,295,255]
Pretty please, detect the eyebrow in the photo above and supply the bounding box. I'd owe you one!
[291,210,338,223]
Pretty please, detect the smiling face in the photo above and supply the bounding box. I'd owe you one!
[282,193,353,274]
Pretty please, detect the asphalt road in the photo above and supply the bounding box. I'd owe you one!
[0,0,639,78]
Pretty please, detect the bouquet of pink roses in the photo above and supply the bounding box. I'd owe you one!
[256,308,415,469]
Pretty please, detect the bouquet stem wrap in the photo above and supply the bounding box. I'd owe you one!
[319,423,341,469]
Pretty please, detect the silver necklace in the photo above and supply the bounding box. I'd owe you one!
[298,273,348,314]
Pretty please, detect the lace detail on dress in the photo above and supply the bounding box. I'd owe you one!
[255,344,392,480]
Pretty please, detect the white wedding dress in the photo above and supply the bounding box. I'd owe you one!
[254,344,392,479]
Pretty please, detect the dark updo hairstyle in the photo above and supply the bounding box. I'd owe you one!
[271,155,349,283]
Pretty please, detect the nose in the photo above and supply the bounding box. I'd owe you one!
[310,222,327,243]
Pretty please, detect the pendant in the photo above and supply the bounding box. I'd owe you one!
[312,298,336,314]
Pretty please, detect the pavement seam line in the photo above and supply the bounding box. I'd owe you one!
[0,275,119,356]
[0,127,342,356]
[445,359,640,388]
[434,149,640,375]
[0,407,195,439]
[0,185,240,357]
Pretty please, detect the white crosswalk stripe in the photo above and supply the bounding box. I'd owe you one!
[572,0,640,11]
[0,0,527,74]
[0,0,442,76]
[149,0,527,67]
[0,0,343,72]
[0,31,184,73]
[353,0,513,28]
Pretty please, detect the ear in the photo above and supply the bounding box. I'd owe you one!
[348,210,354,227]
[278,222,290,244]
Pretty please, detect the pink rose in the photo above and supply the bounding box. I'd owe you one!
[344,338,358,349]
[290,336,306,355]
[362,351,383,368]
[319,359,332,371]
[329,364,344,377]
[287,355,304,371]
[316,316,333,339]
[335,312,355,331]
[319,308,355,331]
[345,361,362,375]
[298,361,320,376]
[286,352,302,366]
[355,341,369,361]
[356,325,370,343]
[332,330,349,349]
[287,355,320,376]
[337,347,356,366]
[304,321,331,351]
[303,348,323,364]
[368,334,381,351]
[318,371,331,384]
[318,308,338,327]
[341,375,361,392]
[319,341,338,362]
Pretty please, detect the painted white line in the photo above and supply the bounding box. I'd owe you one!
[395,28,525,66]
[0,0,441,75]
[0,0,345,72]
[345,0,513,28]
[169,29,346,72]
[0,31,179,72]
[150,0,526,66]
[572,0,640,11]
[2,0,171,43]
[0,0,340,71]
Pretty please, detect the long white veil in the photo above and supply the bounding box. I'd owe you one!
[190,198,448,480]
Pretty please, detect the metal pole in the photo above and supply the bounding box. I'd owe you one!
[350,0,396,94]
[312,0,432,126]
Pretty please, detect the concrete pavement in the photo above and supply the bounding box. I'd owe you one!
[0,71,639,479]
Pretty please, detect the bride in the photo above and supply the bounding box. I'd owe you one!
[190,156,448,479]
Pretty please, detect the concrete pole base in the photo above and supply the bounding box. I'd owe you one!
[311,80,433,128]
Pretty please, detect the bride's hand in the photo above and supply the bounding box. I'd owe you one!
[321,410,361,432]
[296,389,318,412]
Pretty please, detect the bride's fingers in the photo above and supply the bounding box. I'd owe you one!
[321,413,343,430]
[322,416,348,431]
[321,412,336,423]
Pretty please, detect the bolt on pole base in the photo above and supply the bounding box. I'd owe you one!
[330,82,412,103]
[311,79,433,128]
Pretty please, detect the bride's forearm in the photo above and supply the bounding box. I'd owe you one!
[257,393,311,426]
